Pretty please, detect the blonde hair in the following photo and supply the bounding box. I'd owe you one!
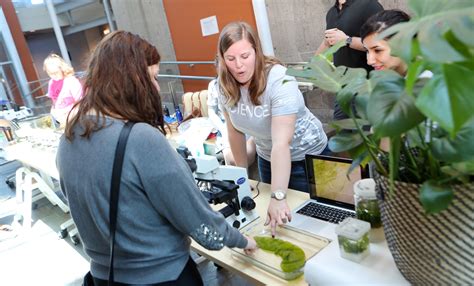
[43,53,75,77]
[217,21,280,107]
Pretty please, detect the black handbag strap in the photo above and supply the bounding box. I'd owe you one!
[108,121,135,285]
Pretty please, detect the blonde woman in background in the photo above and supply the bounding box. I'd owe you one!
[43,54,83,125]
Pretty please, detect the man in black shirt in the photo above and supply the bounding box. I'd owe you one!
[315,0,383,119]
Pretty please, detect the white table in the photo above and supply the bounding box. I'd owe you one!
[3,129,78,241]
[303,224,408,285]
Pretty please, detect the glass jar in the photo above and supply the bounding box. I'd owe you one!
[354,178,382,228]
[335,217,371,262]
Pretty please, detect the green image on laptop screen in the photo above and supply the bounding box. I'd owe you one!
[306,155,368,208]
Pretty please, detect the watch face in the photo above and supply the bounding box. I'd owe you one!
[274,191,285,200]
[346,37,352,45]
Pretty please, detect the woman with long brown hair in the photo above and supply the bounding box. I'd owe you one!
[217,22,328,236]
[57,31,256,285]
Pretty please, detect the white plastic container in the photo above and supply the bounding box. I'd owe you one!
[335,217,371,262]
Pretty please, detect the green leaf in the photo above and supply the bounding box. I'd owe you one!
[383,22,418,63]
[449,13,474,47]
[404,60,425,96]
[347,150,370,179]
[353,70,397,121]
[420,180,454,214]
[328,131,366,153]
[406,125,425,149]
[286,68,317,81]
[337,70,369,117]
[348,143,372,165]
[321,41,346,59]
[330,118,370,131]
[353,91,370,120]
[417,19,465,62]
[389,136,401,182]
[448,161,474,175]
[431,118,474,162]
[444,30,473,58]
[408,0,474,18]
[382,4,474,63]
[287,56,343,93]
[416,62,474,136]
[367,77,425,137]
[441,161,474,182]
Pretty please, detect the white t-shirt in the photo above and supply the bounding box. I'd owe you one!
[219,64,327,161]
[207,79,225,122]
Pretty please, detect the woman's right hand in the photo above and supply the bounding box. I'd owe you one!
[244,236,258,255]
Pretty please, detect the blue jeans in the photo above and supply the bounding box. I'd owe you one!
[258,156,309,193]
[257,145,332,193]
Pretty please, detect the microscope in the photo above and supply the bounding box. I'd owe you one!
[177,147,259,229]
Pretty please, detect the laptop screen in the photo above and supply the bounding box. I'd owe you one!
[305,154,369,209]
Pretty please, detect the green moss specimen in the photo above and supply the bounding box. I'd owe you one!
[255,236,306,273]
[356,200,382,228]
[338,233,370,254]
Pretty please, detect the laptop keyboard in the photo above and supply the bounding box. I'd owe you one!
[296,202,355,224]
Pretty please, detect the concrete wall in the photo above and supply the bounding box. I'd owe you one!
[111,0,181,108]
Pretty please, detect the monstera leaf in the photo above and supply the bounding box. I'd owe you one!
[330,118,370,131]
[286,41,349,93]
[431,118,474,163]
[381,0,474,63]
[420,180,454,215]
[336,69,368,117]
[367,76,425,138]
[416,62,474,136]
[328,131,371,153]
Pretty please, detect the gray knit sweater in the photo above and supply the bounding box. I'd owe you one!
[57,118,247,284]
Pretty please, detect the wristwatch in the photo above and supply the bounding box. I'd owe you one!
[345,36,352,47]
[271,190,287,201]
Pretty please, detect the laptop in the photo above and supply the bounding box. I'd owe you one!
[287,154,369,235]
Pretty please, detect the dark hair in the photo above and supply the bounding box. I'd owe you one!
[360,10,411,42]
[217,21,281,107]
[65,30,165,140]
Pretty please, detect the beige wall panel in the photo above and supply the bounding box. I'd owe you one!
[111,0,176,60]
[266,0,333,62]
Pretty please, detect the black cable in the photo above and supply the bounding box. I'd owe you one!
[252,181,260,199]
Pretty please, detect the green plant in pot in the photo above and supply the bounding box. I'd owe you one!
[287,0,474,284]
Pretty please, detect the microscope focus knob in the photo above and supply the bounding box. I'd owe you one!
[241,196,256,211]
[232,220,241,229]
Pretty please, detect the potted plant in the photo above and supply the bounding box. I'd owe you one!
[287,0,474,284]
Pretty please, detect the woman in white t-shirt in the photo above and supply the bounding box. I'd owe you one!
[207,78,256,166]
[216,22,328,236]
